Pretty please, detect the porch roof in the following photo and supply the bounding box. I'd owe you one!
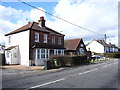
[5,46,17,50]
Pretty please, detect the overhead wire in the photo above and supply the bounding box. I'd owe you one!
[18,0,110,39]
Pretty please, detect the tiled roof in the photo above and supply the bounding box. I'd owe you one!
[95,40,118,48]
[64,38,82,50]
[110,44,118,48]
[5,22,64,36]
[96,40,109,47]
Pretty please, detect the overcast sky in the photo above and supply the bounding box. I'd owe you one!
[0,0,118,46]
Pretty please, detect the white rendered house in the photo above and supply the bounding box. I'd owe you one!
[5,17,65,66]
[86,40,118,53]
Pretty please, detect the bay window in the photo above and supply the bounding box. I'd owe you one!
[34,49,49,60]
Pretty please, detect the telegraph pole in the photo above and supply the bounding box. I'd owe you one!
[104,34,107,42]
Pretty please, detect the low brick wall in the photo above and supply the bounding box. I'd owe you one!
[0,54,5,66]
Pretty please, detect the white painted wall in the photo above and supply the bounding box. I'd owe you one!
[5,50,11,64]
[86,40,104,53]
[5,30,30,66]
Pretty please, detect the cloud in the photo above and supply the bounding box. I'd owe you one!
[46,0,118,46]
[29,7,46,22]
[0,5,45,45]
[0,0,118,47]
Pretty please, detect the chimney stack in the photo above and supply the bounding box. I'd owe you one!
[38,16,46,27]
[109,42,111,45]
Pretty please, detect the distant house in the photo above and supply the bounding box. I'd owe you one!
[64,38,87,55]
[86,39,119,53]
[0,44,5,65]
[0,44,5,54]
[5,16,65,66]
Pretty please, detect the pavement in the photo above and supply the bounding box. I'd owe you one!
[1,65,67,76]
[2,58,119,89]
[0,58,116,76]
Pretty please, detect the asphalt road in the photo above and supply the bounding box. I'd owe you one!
[2,58,119,89]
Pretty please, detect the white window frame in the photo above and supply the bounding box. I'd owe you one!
[80,44,84,47]
[54,49,57,55]
[60,49,64,55]
[41,49,45,59]
[8,36,11,44]
[35,49,49,60]
[58,37,61,45]
[35,32,39,42]
[53,49,64,56]
[6,51,10,58]
[52,36,55,44]
[43,34,48,43]
[79,48,85,55]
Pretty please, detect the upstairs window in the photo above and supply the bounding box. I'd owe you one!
[43,34,48,43]
[80,44,84,47]
[58,37,61,45]
[35,32,39,42]
[52,36,55,44]
[8,36,11,44]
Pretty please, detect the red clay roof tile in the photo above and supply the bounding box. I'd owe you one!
[64,38,82,50]
[5,22,64,36]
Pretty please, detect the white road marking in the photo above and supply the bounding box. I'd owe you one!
[28,78,65,89]
[102,62,118,68]
[79,68,98,75]
[27,61,118,89]
[78,61,118,76]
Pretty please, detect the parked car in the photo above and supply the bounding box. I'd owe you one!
[91,55,103,60]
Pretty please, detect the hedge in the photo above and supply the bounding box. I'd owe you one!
[50,55,88,68]
[103,52,120,58]
[94,52,120,58]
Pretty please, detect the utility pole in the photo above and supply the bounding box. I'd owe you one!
[104,34,107,42]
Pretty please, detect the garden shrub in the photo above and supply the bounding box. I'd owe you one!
[103,52,120,58]
[50,55,88,68]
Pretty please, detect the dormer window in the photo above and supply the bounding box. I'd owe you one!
[35,32,39,42]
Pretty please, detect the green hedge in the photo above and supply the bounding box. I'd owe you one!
[50,55,88,68]
[103,52,120,58]
[93,52,120,58]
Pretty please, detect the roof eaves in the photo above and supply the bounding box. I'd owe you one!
[5,29,29,36]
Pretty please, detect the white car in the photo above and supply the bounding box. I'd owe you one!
[91,55,103,60]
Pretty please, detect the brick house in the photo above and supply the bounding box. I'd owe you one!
[5,16,65,66]
[64,38,87,55]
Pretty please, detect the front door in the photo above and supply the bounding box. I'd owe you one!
[11,48,19,64]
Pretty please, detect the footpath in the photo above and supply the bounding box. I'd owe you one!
[1,58,116,76]
[1,65,67,76]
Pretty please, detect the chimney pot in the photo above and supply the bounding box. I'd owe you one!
[40,16,44,20]
[38,16,46,27]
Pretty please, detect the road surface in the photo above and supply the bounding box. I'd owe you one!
[2,58,119,89]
